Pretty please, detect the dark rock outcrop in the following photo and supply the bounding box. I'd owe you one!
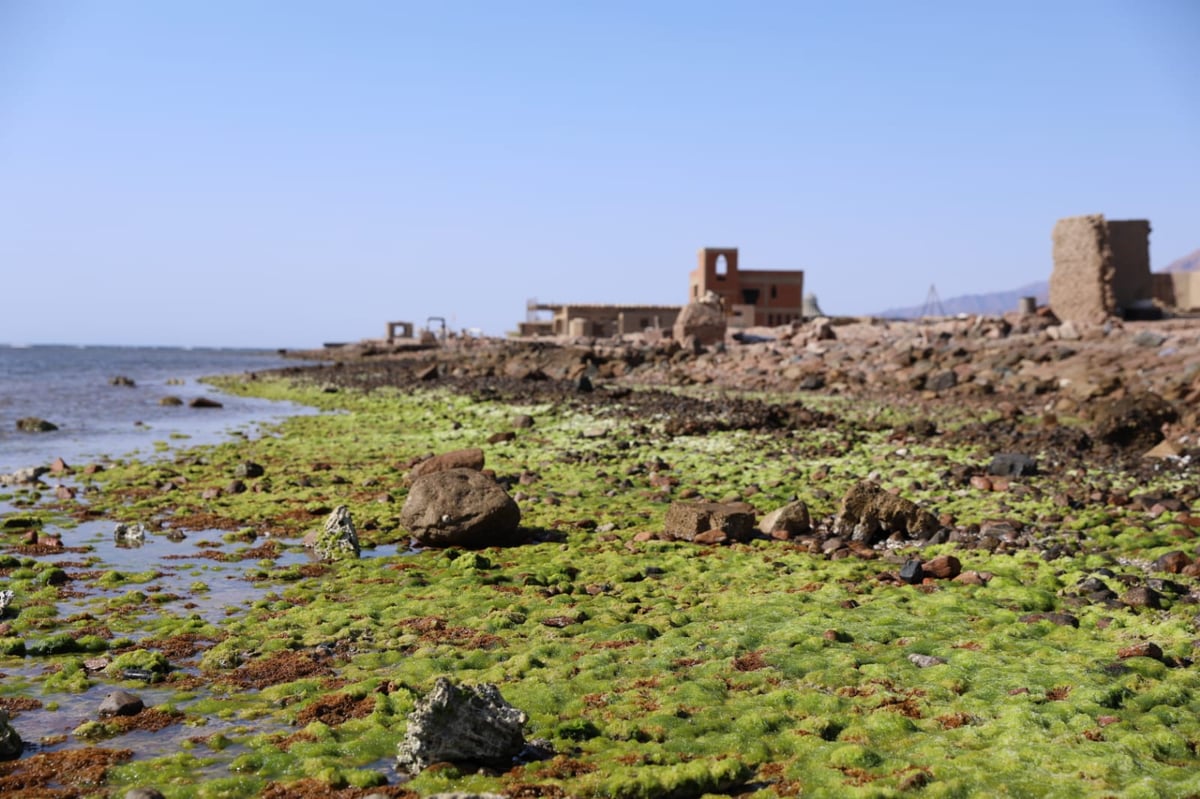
[396,678,527,773]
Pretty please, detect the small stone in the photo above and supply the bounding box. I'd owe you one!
[234,462,264,479]
[188,397,223,408]
[907,653,947,668]
[1121,586,1163,609]
[923,555,961,579]
[987,453,1038,477]
[1117,642,1164,661]
[1153,551,1191,574]
[158,396,183,406]
[99,689,144,718]
[16,417,57,432]
[899,559,924,584]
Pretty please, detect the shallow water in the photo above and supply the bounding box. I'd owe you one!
[0,344,319,475]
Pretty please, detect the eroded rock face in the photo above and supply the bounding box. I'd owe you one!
[396,678,527,773]
[664,501,756,543]
[0,709,21,760]
[400,468,520,547]
[834,482,939,544]
[304,505,361,561]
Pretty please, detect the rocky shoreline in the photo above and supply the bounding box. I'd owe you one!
[1,312,1200,797]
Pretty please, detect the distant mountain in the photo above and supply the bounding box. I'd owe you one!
[877,248,1200,318]
[877,281,1049,319]
[1164,249,1200,273]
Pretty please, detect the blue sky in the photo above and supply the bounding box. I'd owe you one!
[1,1,1197,347]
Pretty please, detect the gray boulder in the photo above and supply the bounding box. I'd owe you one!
[400,468,520,547]
[396,678,527,773]
[304,505,361,561]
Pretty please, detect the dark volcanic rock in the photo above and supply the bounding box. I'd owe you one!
[396,677,527,773]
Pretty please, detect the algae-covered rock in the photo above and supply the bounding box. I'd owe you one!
[400,469,520,547]
[304,505,361,561]
[834,482,938,544]
[0,708,22,760]
[396,677,527,773]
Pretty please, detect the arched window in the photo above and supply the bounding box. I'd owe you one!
[715,254,728,279]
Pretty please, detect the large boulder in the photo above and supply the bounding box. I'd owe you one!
[834,482,939,544]
[409,447,485,482]
[0,709,21,760]
[396,678,527,773]
[673,293,726,347]
[303,505,361,561]
[664,500,756,544]
[400,468,520,547]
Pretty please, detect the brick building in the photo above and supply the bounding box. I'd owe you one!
[687,248,805,328]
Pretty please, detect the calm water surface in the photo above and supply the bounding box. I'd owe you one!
[0,345,319,475]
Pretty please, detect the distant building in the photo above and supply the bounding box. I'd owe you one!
[687,248,805,328]
[520,302,681,337]
[1152,272,1200,312]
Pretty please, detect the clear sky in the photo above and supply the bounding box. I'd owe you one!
[1,1,1197,347]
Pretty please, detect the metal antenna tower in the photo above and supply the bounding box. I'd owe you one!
[920,284,946,318]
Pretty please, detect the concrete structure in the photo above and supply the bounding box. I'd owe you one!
[687,248,805,328]
[1153,272,1200,312]
[386,321,414,342]
[525,302,681,338]
[1050,215,1152,323]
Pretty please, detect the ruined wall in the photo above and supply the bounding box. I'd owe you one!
[1153,273,1200,311]
[1107,220,1152,310]
[1050,215,1153,323]
[1050,215,1116,324]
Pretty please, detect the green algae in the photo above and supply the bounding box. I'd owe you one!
[4,376,1200,797]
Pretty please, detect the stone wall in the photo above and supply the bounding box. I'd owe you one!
[1050,215,1152,323]
[1050,215,1116,324]
[1107,220,1152,310]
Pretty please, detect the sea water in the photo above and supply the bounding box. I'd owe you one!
[0,344,318,475]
